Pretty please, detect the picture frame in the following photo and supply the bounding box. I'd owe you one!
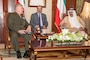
[28,0,46,7]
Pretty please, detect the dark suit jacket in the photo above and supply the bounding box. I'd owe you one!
[30,13,48,33]
[8,12,29,33]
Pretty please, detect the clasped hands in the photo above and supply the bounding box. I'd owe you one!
[18,25,31,34]
[35,25,46,30]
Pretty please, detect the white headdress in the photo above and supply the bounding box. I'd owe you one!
[68,8,81,28]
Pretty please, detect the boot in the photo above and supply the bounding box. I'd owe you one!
[16,50,22,58]
[23,50,30,58]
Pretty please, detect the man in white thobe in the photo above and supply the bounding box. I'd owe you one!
[60,9,86,55]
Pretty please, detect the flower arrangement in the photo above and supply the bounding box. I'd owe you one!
[47,29,88,43]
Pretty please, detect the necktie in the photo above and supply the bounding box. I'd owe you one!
[38,14,41,29]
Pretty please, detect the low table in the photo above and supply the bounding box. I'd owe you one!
[29,34,90,60]
[30,45,90,60]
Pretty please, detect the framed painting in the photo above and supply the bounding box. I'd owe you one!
[28,0,46,7]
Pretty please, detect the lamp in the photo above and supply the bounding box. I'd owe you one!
[80,1,90,18]
[80,0,90,34]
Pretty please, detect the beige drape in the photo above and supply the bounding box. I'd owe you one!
[80,1,90,34]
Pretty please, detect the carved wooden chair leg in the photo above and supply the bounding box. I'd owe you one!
[7,36,11,56]
[4,43,7,50]
[8,45,11,57]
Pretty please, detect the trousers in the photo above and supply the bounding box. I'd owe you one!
[10,31,32,51]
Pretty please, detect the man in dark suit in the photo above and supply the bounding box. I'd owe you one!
[8,4,32,58]
[30,5,48,33]
[30,5,48,47]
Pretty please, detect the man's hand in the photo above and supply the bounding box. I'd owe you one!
[26,25,31,32]
[35,25,47,29]
[69,27,79,32]
[35,25,39,29]
[79,27,84,31]
[42,25,46,29]
[60,22,68,29]
[18,30,26,34]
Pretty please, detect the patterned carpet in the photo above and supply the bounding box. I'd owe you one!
[0,49,90,60]
[0,44,90,60]
[0,48,25,57]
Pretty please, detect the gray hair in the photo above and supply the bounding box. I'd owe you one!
[15,4,23,10]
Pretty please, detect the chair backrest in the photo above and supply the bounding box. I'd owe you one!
[3,12,9,46]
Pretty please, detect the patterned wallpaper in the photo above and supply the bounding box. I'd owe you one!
[76,0,84,14]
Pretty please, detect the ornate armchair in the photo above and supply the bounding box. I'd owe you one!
[3,20,36,56]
